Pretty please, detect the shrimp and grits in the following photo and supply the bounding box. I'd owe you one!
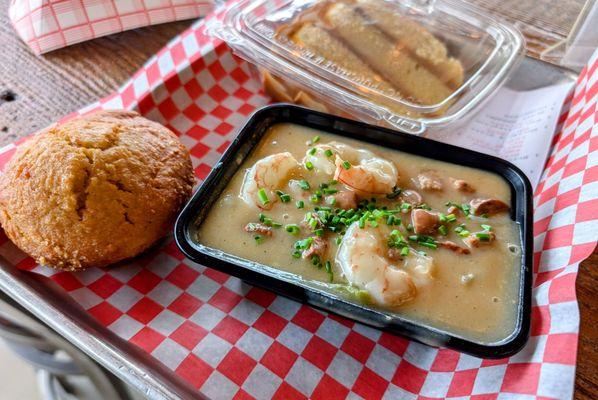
[197,123,522,342]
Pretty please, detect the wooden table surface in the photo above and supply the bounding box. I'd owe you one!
[0,2,596,398]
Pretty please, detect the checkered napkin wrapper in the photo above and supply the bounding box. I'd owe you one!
[1,6,598,400]
[8,0,214,55]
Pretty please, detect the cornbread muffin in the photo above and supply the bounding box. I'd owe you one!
[0,110,195,271]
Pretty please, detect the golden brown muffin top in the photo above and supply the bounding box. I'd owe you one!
[0,110,195,270]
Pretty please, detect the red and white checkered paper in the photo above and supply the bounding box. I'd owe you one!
[9,0,214,55]
[1,6,597,399]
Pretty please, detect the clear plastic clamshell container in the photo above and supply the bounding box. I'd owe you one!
[210,0,524,134]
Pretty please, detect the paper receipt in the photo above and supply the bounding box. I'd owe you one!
[427,82,574,188]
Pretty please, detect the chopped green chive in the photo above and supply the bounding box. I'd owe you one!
[439,213,447,222]
[257,188,269,205]
[324,149,333,157]
[325,261,333,282]
[310,194,319,204]
[401,247,410,256]
[461,204,471,215]
[285,224,300,235]
[292,250,302,258]
[407,223,414,231]
[408,235,418,241]
[419,242,437,249]
[254,235,264,244]
[458,230,471,238]
[296,200,304,209]
[342,161,351,170]
[258,214,282,228]
[294,237,314,250]
[311,135,320,144]
[305,161,314,171]
[481,224,492,231]
[386,215,395,225]
[418,235,436,243]
[386,187,402,199]
[308,147,317,156]
[358,212,369,228]
[400,203,412,211]
[311,255,321,266]
[416,203,432,211]
[335,237,342,245]
[276,190,291,203]
[439,225,448,236]
[446,213,457,223]
[323,188,338,195]
[445,202,471,216]
[314,228,324,237]
[299,180,310,190]
[326,196,336,206]
[476,232,492,241]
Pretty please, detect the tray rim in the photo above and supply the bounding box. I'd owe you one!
[175,103,534,359]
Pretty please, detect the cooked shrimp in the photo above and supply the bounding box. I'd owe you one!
[302,144,337,176]
[239,152,299,209]
[303,142,398,195]
[332,146,398,195]
[336,222,433,307]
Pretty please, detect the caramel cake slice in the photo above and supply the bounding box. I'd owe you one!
[288,23,420,117]
[322,2,457,106]
[290,23,396,96]
[354,0,464,89]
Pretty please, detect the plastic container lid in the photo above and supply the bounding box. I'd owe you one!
[210,0,524,134]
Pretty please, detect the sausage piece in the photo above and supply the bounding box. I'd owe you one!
[469,198,509,216]
[244,223,273,236]
[413,170,443,191]
[411,209,441,235]
[447,205,459,215]
[438,240,471,254]
[463,231,496,248]
[451,179,475,193]
[330,191,358,210]
[302,236,328,259]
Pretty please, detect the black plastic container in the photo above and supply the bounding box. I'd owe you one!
[174,104,533,358]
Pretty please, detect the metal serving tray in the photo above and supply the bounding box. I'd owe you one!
[175,104,534,359]
[0,56,574,399]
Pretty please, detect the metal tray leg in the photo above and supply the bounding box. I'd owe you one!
[0,294,134,400]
